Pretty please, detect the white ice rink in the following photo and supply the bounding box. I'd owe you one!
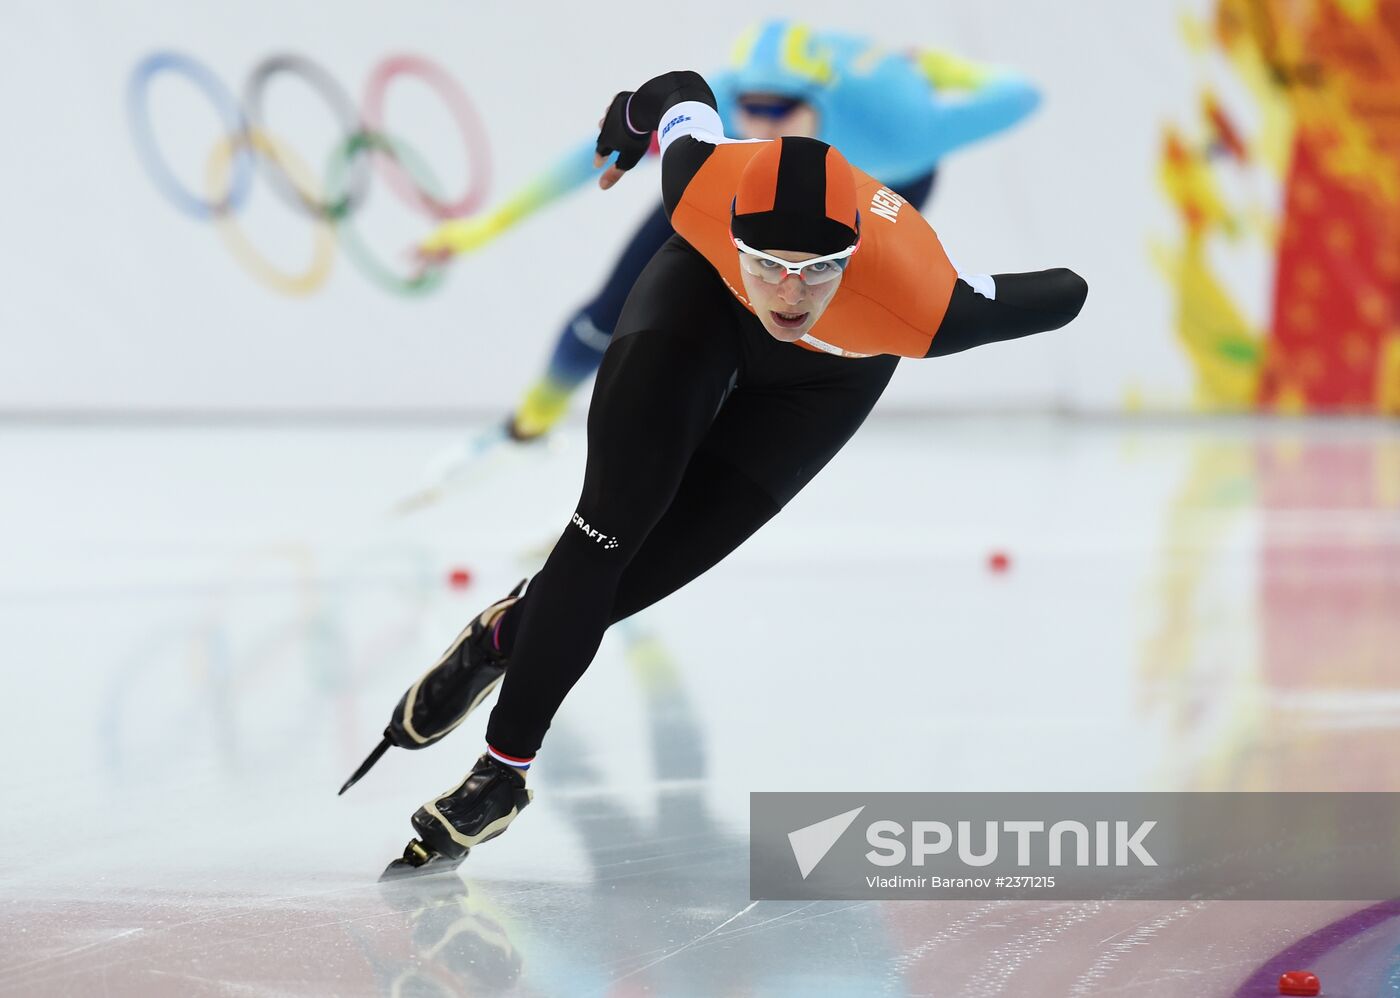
[2,416,1399,996]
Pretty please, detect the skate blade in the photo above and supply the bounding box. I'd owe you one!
[390,426,511,517]
[390,486,446,516]
[339,735,392,796]
[379,839,468,881]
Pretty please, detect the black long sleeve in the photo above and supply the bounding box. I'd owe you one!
[624,71,717,133]
[925,269,1088,358]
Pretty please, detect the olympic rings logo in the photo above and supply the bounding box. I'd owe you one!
[127,51,490,297]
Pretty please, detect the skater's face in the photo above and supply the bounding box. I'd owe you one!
[735,94,819,141]
[738,248,844,342]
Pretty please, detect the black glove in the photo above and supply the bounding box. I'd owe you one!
[595,91,652,173]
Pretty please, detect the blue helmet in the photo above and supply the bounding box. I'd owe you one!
[728,20,835,103]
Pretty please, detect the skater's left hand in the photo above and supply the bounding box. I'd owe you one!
[593,93,649,191]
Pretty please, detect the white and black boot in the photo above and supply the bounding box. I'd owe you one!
[340,580,525,794]
[382,753,534,878]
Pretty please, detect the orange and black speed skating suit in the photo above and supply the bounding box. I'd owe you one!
[484,72,1087,759]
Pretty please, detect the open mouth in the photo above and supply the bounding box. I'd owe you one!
[770,310,809,329]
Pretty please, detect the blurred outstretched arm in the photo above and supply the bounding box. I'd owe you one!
[417,140,607,258]
[905,48,1041,159]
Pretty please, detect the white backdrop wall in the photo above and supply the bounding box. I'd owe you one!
[1,1,1203,414]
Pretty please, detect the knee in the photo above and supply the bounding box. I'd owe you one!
[564,508,629,557]
[565,309,614,355]
[581,293,626,339]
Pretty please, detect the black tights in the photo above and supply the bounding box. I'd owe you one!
[485,239,899,757]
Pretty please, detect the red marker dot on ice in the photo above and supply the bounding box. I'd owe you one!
[447,567,473,590]
[1278,970,1320,997]
[988,550,1011,574]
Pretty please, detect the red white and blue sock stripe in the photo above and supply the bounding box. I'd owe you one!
[487,744,534,770]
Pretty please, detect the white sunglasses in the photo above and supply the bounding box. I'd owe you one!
[732,237,859,285]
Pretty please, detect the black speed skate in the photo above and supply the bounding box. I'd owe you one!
[339,580,525,794]
[381,753,534,880]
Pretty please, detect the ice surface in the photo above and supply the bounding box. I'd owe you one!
[1,416,1397,996]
